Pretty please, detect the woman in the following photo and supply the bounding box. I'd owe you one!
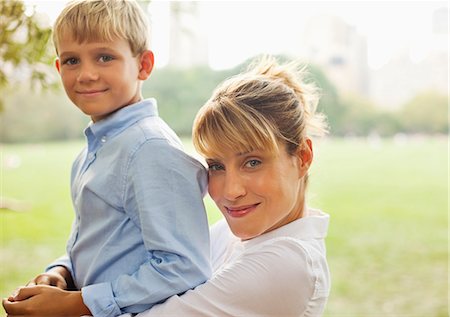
[137,56,331,316]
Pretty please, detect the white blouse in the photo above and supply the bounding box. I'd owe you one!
[134,208,330,317]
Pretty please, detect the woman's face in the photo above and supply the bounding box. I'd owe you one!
[206,140,312,240]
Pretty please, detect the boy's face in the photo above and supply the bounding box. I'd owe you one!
[55,36,153,122]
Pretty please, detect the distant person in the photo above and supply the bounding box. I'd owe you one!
[2,0,210,316]
[142,56,331,316]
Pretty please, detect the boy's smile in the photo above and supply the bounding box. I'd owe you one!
[55,37,153,122]
[77,89,109,96]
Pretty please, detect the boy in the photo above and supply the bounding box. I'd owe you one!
[3,0,211,316]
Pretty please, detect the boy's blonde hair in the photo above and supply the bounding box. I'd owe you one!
[53,0,150,56]
[193,55,328,159]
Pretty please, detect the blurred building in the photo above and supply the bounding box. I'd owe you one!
[369,51,448,109]
[432,6,448,34]
[168,2,208,68]
[300,15,369,97]
[369,6,448,109]
[163,3,447,109]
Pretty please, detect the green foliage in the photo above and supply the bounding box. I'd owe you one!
[306,64,344,133]
[373,111,403,137]
[143,55,342,137]
[338,93,379,135]
[143,66,235,135]
[0,51,446,142]
[329,90,447,137]
[0,87,88,143]
[1,138,447,316]
[400,91,448,134]
[0,0,57,111]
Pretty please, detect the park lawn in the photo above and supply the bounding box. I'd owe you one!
[0,137,447,316]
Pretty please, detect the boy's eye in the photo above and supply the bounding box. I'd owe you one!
[62,57,79,65]
[98,55,114,63]
[245,159,261,168]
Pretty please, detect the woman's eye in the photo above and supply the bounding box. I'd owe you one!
[99,55,114,63]
[245,159,261,168]
[208,163,224,171]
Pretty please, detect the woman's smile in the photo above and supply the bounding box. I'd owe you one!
[225,203,260,218]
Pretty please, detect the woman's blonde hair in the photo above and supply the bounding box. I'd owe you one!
[53,0,149,56]
[193,55,328,159]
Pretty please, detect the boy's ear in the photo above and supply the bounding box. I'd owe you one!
[55,58,61,73]
[138,50,154,80]
[296,138,313,178]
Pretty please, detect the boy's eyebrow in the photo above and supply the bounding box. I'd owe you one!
[91,46,119,52]
[58,46,120,58]
[58,51,78,58]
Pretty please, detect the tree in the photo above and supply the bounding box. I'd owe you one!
[400,91,448,134]
[305,64,344,135]
[0,0,56,111]
[143,65,233,135]
[0,1,60,209]
[142,54,342,137]
[338,93,380,136]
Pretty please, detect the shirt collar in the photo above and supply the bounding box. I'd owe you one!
[243,208,330,249]
[86,98,158,141]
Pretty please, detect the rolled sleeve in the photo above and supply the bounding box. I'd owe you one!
[82,283,122,317]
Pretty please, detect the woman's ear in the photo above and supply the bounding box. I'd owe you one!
[138,50,154,80]
[296,138,313,177]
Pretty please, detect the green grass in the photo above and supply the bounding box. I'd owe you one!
[1,137,448,316]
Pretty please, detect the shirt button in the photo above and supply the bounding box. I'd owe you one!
[101,136,107,143]
[88,153,94,160]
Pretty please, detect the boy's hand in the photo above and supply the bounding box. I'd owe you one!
[27,266,73,290]
[2,285,90,316]
[27,271,68,289]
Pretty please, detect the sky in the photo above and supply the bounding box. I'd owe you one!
[26,1,448,70]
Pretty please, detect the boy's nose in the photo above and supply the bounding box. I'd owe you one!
[77,64,99,82]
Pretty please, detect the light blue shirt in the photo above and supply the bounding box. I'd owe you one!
[48,99,211,317]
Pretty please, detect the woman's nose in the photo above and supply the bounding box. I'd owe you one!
[222,170,246,201]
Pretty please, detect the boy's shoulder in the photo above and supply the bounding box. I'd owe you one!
[122,114,182,150]
[119,116,202,166]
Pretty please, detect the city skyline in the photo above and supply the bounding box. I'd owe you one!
[148,1,447,70]
[27,1,448,70]
[25,1,449,108]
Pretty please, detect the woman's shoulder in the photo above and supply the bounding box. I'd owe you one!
[244,235,318,275]
[248,234,324,259]
[240,219,330,299]
[244,210,329,263]
[209,219,240,272]
[246,239,329,313]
